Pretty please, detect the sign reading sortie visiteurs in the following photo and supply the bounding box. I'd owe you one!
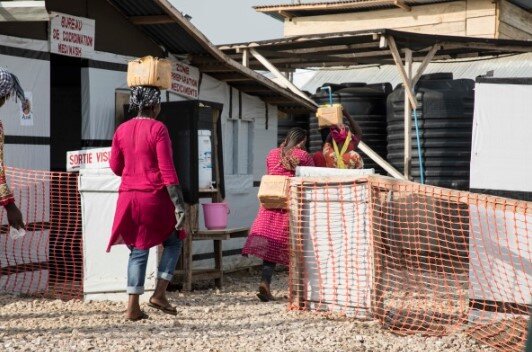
[50,12,95,59]
[170,60,200,99]
[66,147,111,172]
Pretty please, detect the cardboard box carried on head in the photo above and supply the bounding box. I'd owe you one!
[316,86,343,127]
[127,56,172,89]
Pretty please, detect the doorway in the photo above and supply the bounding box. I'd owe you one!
[50,54,82,172]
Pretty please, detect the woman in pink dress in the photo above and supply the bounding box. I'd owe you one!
[243,127,314,302]
[108,86,186,321]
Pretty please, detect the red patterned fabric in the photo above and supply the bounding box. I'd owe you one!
[323,141,364,169]
[243,147,314,265]
[312,151,327,167]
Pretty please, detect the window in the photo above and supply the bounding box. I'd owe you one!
[230,119,254,175]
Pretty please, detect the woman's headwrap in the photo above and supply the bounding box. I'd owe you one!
[129,86,161,112]
[0,68,25,103]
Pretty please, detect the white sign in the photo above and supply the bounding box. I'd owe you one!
[67,147,111,172]
[20,92,33,126]
[50,12,95,59]
[170,60,200,99]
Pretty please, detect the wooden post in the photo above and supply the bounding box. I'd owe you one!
[212,107,224,289]
[182,204,197,291]
[404,48,413,180]
[242,49,249,67]
[214,240,223,288]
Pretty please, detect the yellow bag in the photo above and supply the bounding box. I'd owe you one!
[258,175,289,209]
[127,56,172,89]
[317,104,343,127]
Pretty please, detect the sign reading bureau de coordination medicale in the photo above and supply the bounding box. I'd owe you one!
[50,12,95,59]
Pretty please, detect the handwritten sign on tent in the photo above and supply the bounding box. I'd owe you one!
[50,12,95,59]
[170,60,200,99]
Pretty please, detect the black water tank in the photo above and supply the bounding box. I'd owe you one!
[386,74,474,190]
[310,82,391,173]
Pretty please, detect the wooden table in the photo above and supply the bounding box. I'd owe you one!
[174,226,249,290]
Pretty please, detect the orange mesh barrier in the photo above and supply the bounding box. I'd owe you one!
[0,168,82,300]
[288,175,531,352]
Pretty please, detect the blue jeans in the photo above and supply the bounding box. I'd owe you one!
[127,231,183,295]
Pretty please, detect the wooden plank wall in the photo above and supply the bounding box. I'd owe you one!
[498,0,532,40]
[283,0,531,40]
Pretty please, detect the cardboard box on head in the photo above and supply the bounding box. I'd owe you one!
[127,56,171,89]
[317,104,343,127]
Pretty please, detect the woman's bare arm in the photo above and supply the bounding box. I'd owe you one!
[343,109,362,138]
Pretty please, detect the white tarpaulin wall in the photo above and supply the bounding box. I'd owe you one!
[79,169,159,301]
[0,35,50,171]
[293,168,374,316]
[470,80,532,192]
[193,73,277,270]
[469,79,532,321]
[82,67,128,142]
[468,204,532,322]
[0,36,51,294]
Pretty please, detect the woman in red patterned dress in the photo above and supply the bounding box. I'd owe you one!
[243,128,314,302]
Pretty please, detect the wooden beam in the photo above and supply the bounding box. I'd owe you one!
[231,85,272,93]
[249,48,318,107]
[242,49,249,67]
[211,73,254,82]
[387,35,418,108]
[440,42,532,53]
[0,1,48,22]
[404,48,413,180]
[196,66,234,73]
[358,142,406,180]
[129,15,174,25]
[222,41,381,58]
[278,10,294,19]
[411,45,439,87]
[394,0,411,12]
[261,96,292,104]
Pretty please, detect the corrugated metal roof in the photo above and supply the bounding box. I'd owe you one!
[106,0,316,112]
[254,0,455,21]
[220,29,532,70]
[109,0,207,54]
[302,53,532,92]
[255,0,531,21]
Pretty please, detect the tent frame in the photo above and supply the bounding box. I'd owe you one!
[218,29,532,179]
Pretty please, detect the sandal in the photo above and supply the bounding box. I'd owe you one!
[126,311,149,322]
[148,297,178,316]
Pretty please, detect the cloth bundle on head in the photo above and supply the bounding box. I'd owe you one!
[129,86,161,112]
[0,68,25,103]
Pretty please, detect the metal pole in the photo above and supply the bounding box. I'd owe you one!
[404,49,413,180]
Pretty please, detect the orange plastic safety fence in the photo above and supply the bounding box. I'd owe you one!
[0,168,82,300]
[288,175,530,352]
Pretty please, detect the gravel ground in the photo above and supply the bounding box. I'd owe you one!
[0,270,494,352]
